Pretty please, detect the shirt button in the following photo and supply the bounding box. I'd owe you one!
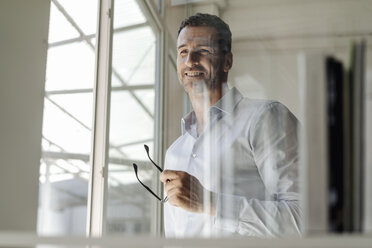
[192,153,197,158]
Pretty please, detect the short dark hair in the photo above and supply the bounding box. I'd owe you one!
[177,13,232,54]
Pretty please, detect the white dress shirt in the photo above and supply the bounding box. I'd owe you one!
[164,87,302,238]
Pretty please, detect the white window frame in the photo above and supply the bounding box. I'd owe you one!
[86,0,113,237]
[87,0,168,236]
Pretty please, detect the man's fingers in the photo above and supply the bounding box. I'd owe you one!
[164,177,186,194]
[164,179,176,193]
[160,169,182,183]
[166,186,184,207]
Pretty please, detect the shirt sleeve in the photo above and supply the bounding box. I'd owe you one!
[214,102,302,237]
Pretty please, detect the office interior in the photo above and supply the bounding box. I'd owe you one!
[0,0,372,247]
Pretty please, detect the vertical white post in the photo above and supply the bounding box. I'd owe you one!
[86,0,113,237]
[153,29,166,237]
[298,53,329,235]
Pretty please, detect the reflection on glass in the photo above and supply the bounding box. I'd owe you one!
[106,0,158,235]
[37,0,97,235]
[162,12,301,238]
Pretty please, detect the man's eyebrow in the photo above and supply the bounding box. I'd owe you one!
[177,44,215,50]
[177,44,186,50]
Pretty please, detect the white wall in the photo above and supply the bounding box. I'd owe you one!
[165,0,372,119]
[223,0,372,118]
[0,0,50,231]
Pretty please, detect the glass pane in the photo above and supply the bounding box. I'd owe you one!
[48,2,79,43]
[45,43,96,91]
[160,0,371,239]
[50,93,94,130]
[113,0,146,29]
[111,26,156,86]
[106,0,158,235]
[42,96,91,154]
[109,91,154,150]
[37,0,98,236]
[132,90,156,118]
[58,0,99,35]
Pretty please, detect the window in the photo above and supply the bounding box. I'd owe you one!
[38,0,98,235]
[37,0,164,236]
[106,0,160,235]
[36,0,372,240]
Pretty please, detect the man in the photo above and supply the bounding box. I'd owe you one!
[160,13,301,237]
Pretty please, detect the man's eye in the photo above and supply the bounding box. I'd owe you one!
[200,49,212,54]
[179,50,188,55]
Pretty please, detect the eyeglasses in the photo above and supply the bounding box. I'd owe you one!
[132,144,168,203]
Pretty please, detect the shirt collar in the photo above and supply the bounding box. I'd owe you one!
[181,87,243,135]
[212,86,243,115]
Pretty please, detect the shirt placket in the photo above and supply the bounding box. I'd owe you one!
[187,110,224,185]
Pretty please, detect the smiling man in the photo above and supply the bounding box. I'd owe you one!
[160,13,302,238]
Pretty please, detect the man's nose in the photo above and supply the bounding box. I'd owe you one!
[185,51,199,67]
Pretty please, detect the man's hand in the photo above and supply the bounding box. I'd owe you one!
[160,170,216,216]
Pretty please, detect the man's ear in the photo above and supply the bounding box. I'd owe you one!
[223,52,233,72]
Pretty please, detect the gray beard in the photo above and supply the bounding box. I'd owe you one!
[178,66,222,94]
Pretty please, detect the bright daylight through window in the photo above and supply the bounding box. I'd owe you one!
[106,0,158,235]
[37,0,160,236]
[37,0,98,235]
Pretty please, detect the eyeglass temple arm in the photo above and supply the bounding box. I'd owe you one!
[144,144,163,172]
[133,163,162,201]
